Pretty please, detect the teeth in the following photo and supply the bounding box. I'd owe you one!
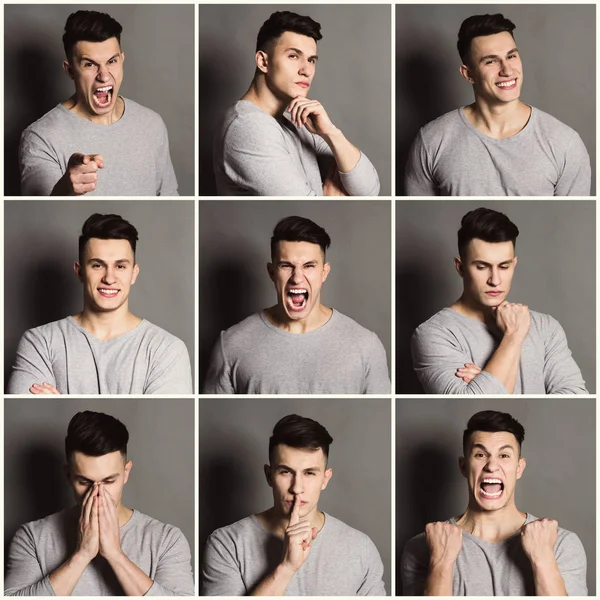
[95,86,113,93]
[482,478,502,484]
[99,289,118,295]
[496,80,516,87]
[288,289,307,294]
[481,488,503,497]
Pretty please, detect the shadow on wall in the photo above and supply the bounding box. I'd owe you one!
[4,261,73,390]
[5,46,62,195]
[396,443,457,594]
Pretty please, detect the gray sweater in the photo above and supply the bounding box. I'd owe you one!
[411,307,587,394]
[19,98,178,196]
[202,513,386,596]
[8,317,193,394]
[405,107,591,196]
[214,100,380,196]
[401,514,587,596]
[5,509,195,596]
[203,309,390,394]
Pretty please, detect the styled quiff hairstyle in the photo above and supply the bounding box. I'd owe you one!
[463,410,525,456]
[63,10,123,61]
[256,11,322,54]
[457,207,519,260]
[457,14,516,65]
[270,216,331,260]
[269,414,333,464]
[65,411,129,463]
[78,213,139,262]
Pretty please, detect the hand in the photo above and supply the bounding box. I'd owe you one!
[492,301,531,341]
[76,483,100,562]
[65,152,105,195]
[281,495,318,573]
[287,96,337,137]
[29,382,61,395]
[455,363,482,383]
[322,162,348,196]
[98,485,122,561]
[521,518,559,564]
[425,522,463,567]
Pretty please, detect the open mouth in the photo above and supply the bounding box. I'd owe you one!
[93,85,114,108]
[287,288,308,312]
[479,478,504,499]
[496,79,517,90]
[98,288,119,298]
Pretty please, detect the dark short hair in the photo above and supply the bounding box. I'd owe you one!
[65,411,129,463]
[457,207,519,260]
[271,216,331,260]
[457,14,516,65]
[256,11,322,54]
[63,10,123,61]
[78,213,139,261]
[463,410,525,456]
[269,414,333,464]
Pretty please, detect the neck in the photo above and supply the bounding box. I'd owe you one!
[258,505,324,538]
[450,296,496,324]
[241,77,289,118]
[455,504,526,543]
[64,95,124,125]
[74,304,140,340]
[117,504,134,527]
[465,99,530,138]
[265,304,332,334]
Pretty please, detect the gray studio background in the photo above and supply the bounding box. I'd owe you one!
[396,201,595,393]
[199,201,391,386]
[4,397,196,577]
[396,4,596,195]
[4,4,195,196]
[199,397,392,594]
[396,397,596,595]
[199,4,391,196]
[4,201,195,391]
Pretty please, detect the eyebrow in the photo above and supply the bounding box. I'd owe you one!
[87,258,131,265]
[472,443,515,453]
[285,47,318,61]
[479,47,518,63]
[276,463,322,473]
[79,53,120,65]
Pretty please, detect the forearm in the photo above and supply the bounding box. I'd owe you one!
[424,563,455,596]
[483,334,525,394]
[48,551,91,596]
[320,128,360,173]
[51,171,73,196]
[251,563,296,596]
[531,557,567,596]
[105,551,153,596]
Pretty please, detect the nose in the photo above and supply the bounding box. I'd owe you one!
[298,58,313,78]
[487,267,501,287]
[289,267,304,285]
[96,64,110,82]
[484,456,499,472]
[498,59,514,77]
[102,266,116,284]
[290,474,304,495]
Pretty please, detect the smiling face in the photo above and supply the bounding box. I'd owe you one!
[63,37,124,120]
[265,444,332,521]
[68,450,132,508]
[460,31,523,105]
[268,240,330,322]
[258,31,318,101]
[460,430,525,512]
[75,237,139,314]
[455,238,517,310]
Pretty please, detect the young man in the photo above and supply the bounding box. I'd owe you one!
[404,14,591,196]
[19,10,178,196]
[202,414,386,595]
[203,216,390,394]
[410,207,587,394]
[8,213,192,394]
[214,11,380,196]
[5,410,194,596]
[401,410,587,595]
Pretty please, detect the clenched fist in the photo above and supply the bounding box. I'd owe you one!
[521,518,558,564]
[425,521,463,567]
[492,301,531,341]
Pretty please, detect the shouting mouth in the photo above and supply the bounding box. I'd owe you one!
[287,288,308,312]
[93,85,114,108]
[480,478,504,499]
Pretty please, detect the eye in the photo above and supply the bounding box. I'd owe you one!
[84,62,94,68]
[308,58,316,65]
[475,265,486,271]
[91,263,102,269]
[109,58,117,64]
[500,265,510,270]
[288,53,297,59]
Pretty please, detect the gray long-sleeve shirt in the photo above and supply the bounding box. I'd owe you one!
[401,514,587,596]
[202,513,386,596]
[8,317,193,395]
[203,309,390,394]
[411,307,587,394]
[214,100,380,196]
[404,107,591,196]
[19,98,178,196]
[5,509,194,596]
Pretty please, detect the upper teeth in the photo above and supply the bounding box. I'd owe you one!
[96,86,113,92]
[482,478,502,484]
[289,289,307,294]
[100,289,118,294]
[497,80,515,87]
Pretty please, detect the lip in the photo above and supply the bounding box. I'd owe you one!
[495,78,517,90]
[478,477,504,500]
[97,288,119,298]
[485,291,503,296]
[295,82,310,89]
[286,499,308,505]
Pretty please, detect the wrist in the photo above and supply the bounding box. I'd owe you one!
[529,551,558,569]
[320,125,343,144]
[72,547,95,567]
[101,547,126,565]
[501,330,528,344]
[429,557,457,573]
[277,560,300,579]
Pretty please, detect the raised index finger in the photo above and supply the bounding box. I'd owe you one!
[289,494,300,526]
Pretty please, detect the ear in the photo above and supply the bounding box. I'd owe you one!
[121,51,125,65]
[264,464,273,487]
[321,467,333,491]
[516,456,526,480]
[123,460,133,484]
[454,256,465,278]
[513,256,518,269]
[256,50,269,73]
[62,60,74,79]
[459,63,474,84]
[458,456,467,478]
[74,261,84,282]
[267,262,275,282]
[131,263,140,285]
[322,261,331,283]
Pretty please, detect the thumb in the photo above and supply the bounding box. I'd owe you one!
[69,152,86,167]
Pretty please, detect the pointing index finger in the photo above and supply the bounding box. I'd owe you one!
[289,494,300,526]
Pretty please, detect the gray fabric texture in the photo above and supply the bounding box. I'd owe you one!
[202,513,386,596]
[401,513,587,596]
[5,508,194,596]
[19,98,178,196]
[404,107,591,196]
[411,307,587,394]
[203,309,390,394]
[8,317,192,394]
[214,100,380,196]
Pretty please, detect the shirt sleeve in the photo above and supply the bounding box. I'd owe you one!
[7,329,57,394]
[410,324,508,395]
[555,531,587,596]
[144,337,193,394]
[554,131,591,196]
[202,332,235,394]
[18,129,64,196]
[364,332,391,393]
[357,535,387,596]
[404,130,439,196]
[201,531,247,596]
[4,526,57,596]
[400,535,429,596]
[144,527,195,596]
[156,118,179,196]
[542,316,588,394]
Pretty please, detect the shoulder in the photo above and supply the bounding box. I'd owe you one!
[220,313,266,343]
[122,98,165,127]
[322,514,378,550]
[528,309,563,332]
[330,311,379,341]
[20,318,72,341]
[413,308,458,339]
[130,510,188,543]
[13,509,69,542]
[139,321,187,349]
[207,516,258,546]
[222,102,283,143]
[417,109,464,144]
[22,105,69,137]
[531,107,579,138]
[401,531,428,558]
